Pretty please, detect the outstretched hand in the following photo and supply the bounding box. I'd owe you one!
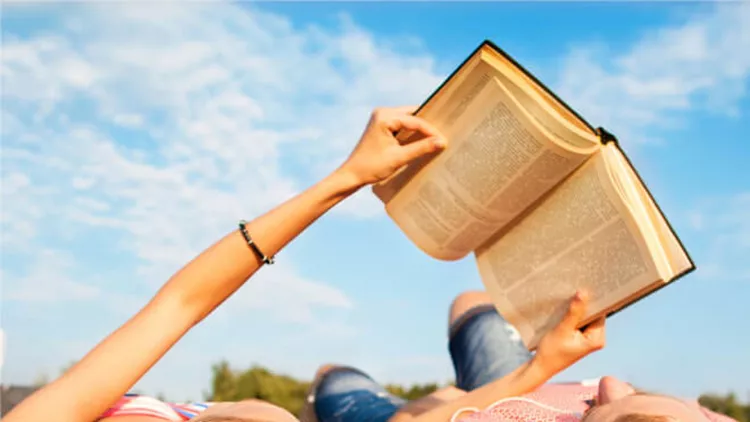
[338,106,446,187]
[535,290,606,376]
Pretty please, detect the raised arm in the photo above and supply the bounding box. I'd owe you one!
[6,107,446,422]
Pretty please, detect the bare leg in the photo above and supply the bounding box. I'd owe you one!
[389,292,497,421]
[448,291,494,330]
[302,364,406,422]
[448,292,531,392]
[301,364,340,422]
[305,292,518,422]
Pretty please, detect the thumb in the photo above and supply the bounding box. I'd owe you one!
[396,136,446,165]
[582,316,606,350]
[560,290,588,330]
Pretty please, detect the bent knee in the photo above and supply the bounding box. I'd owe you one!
[314,363,343,380]
[449,291,492,327]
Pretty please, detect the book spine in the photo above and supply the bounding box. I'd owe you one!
[597,126,619,145]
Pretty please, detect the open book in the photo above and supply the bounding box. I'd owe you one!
[373,40,695,350]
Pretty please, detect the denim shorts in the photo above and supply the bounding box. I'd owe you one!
[312,305,532,422]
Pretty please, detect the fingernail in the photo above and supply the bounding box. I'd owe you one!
[433,138,446,149]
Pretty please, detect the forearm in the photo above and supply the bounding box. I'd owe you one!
[392,358,551,422]
[5,169,362,422]
[154,168,361,323]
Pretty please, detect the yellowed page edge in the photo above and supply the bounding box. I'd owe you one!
[603,145,692,279]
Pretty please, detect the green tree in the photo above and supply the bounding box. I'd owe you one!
[60,360,78,376]
[32,372,49,387]
[207,363,310,416]
[386,382,440,401]
[699,392,749,422]
[210,360,238,401]
[207,362,441,416]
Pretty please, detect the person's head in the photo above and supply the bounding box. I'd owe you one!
[581,376,709,422]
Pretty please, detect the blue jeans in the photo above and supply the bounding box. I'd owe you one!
[313,305,532,422]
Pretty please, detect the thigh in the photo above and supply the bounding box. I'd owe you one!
[313,367,405,422]
[448,305,532,392]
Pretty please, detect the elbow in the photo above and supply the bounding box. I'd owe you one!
[146,290,204,328]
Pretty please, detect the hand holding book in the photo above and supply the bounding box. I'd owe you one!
[534,290,606,376]
[338,106,446,187]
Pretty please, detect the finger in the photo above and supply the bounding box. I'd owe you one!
[560,290,589,330]
[396,136,446,165]
[582,317,606,350]
[385,114,443,139]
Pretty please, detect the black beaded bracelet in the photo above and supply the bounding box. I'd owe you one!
[238,220,275,265]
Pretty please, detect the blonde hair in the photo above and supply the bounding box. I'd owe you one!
[188,400,298,422]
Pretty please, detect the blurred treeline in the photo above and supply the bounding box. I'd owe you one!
[206,361,749,420]
[207,361,443,416]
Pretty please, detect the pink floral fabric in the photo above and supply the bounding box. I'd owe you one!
[456,382,736,422]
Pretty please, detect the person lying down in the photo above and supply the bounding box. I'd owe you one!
[6,107,735,422]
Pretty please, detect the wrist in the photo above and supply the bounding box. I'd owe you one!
[527,354,559,381]
[325,167,365,197]
[329,166,367,193]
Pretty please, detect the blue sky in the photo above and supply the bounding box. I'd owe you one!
[1,1,748,403]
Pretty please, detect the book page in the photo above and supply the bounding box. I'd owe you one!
[475,150,662,349]
[477,51,600,151]
[373,52,599,205]
[382,76,592,260]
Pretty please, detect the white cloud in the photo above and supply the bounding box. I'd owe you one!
[686,192,750,282]
[221,262,354,324]
[556,3,750,144]
[1,2,441,325]
[5,249,101,303]
[112,113,144,128]
[0,3,444,395]
[1,171,52,252]
[686,210,704,231]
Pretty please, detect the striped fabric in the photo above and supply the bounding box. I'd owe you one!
[99,394,214,421]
